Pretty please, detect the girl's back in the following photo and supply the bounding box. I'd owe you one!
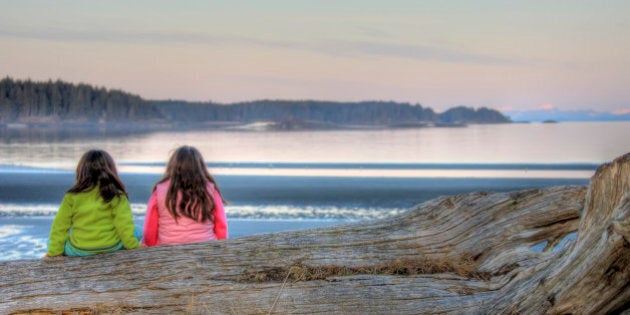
[59,188,134,249]
[154,180,219,245]
[47,150,141,257]
[142,145,228,247]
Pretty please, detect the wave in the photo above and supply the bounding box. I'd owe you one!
[0,224,48,261]
[0,203,407,221]
[0,224,24,238]
[222,205,405,221]
[0,203,149,217]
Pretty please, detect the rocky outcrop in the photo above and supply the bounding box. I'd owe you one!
[1,154,629,314]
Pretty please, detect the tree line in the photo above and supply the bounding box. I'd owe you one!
[153,100,441,125]
[152,99,511,126]
[0,77,161,124]
[0,77,511,125]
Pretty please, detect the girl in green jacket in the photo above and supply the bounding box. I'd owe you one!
[46,150,141,257]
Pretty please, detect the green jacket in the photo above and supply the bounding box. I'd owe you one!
[47,187,140,256]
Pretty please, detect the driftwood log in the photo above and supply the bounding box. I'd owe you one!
[1,153,629,314]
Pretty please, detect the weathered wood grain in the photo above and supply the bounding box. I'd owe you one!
[1,154,629,314]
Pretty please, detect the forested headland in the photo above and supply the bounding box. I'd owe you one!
[0,78,161,125]
[0,77,511,130]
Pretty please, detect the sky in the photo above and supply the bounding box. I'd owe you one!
[1,0,629,114]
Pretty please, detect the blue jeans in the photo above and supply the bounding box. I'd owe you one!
[64,228,143,257]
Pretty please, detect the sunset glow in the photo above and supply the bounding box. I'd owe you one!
[1,1,629,114]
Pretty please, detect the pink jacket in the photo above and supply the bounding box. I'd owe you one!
[143,180,228,246]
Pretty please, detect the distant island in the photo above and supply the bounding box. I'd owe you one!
[505,108,630,122]
[0,77,511,131]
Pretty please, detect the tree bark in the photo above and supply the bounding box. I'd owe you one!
[1,154,629,314]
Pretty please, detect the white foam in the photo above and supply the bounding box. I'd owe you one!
[0,204,59,216]
[226,205,405,220]
[0,224,48,261]
[0,224,26,238]
[0,203,405,220]
[130,203,148,215]
[0,234,47,261]
[0,203,149,216]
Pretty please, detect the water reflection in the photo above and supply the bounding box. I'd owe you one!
[0,125,148,144]
[1,122,628,171]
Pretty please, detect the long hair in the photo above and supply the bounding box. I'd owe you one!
[68,150,127,203]
[155,146,223,222]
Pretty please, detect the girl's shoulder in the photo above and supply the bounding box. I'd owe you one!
[155,179,214,191]
[66,186,99,197]
[155,179,171,192]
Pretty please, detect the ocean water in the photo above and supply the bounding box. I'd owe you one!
[0,170,590,261]
[1,121,628,261]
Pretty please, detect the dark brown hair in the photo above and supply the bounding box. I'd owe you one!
[68,149,127,203]
[155,146,223,222]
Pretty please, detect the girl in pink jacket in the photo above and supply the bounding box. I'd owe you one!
[142,146,228,246]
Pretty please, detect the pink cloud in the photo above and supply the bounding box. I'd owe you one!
[613,108,630,115]
[538,104,554,111]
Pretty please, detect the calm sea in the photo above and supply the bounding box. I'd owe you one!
[1,121,628,260]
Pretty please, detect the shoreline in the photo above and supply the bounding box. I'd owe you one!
[0,162,598,179]
[0,216,348,261]
[0,119,506,133]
